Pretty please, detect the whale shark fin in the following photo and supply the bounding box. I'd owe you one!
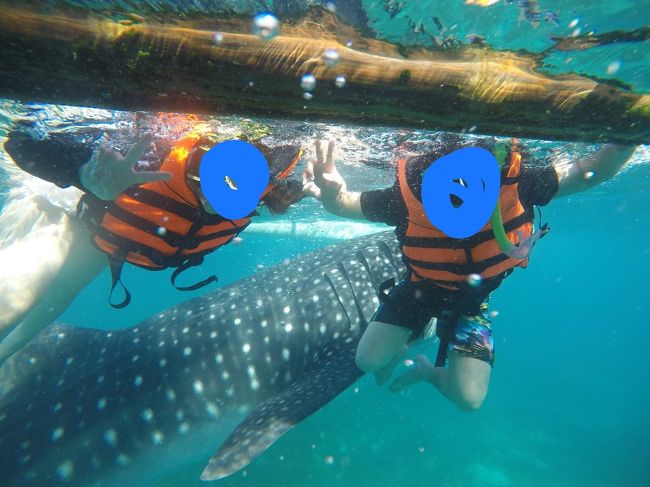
[201,332,363,481]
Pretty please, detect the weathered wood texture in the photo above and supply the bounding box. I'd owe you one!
[0,7,648,143]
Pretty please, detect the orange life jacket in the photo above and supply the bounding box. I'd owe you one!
[398,148,534,290]
[81,134,265,307]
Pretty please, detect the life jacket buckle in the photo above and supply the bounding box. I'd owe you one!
[378,277,396,304]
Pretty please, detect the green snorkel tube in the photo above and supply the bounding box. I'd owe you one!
[490,143,545,259]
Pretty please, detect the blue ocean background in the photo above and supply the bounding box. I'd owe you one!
[55,152,650,487]
[1,0,649,485]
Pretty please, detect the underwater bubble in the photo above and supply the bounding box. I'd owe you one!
[335,75,347,88]
[346,40,353,47]
[607,61,621,75]
[324,48,340,66]
[324,455,335,465]
[404,359,414,367]
[301,74,317,91]
[488,310,499,319]
[157,226,167,236]
[466,273,482,287]
[418,447,425,453]
[232,236,243,244]
[571,28,581,37]
[568,18,579,28]
[583,170,595,179]
[213,32,224,44]
[303,92,313,101]
[253,12,280,41]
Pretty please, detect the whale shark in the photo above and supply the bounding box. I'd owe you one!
[0,230,408,486]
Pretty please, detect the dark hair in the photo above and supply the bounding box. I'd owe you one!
[407,134,526,172]
[263,178,304,214]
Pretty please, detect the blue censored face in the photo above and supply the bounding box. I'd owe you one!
[199,140,270,220]
[421,147,501,239]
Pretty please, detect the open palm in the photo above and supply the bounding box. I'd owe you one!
[79,134,171,200]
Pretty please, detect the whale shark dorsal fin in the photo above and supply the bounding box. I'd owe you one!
[200,331,363,481]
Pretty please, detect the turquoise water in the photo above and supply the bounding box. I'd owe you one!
[1,0,650,486]
[54,160,649,487]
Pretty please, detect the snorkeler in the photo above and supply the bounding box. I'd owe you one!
[0,129,306,366]
[305,136,636,411]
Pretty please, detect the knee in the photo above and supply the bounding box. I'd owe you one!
[354,321,410,374]
[455,384,488,411]
[354,348,387,374]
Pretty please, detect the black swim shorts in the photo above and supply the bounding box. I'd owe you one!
[371,275,501,366]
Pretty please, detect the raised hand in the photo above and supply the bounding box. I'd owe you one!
[303,139,365,219]
[79,134,171,200]
[308,140,348,212]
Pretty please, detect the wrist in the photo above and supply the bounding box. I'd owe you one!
[79,150,114,200]
[322,189,345,215]
[78,156,94,192]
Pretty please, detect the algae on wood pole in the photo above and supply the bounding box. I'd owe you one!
[0,7,648,143]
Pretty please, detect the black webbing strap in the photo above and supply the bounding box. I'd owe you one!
[108,251,131,309]
[170,254,218,291]
[169,220,219,292]
[378,277,396,304]
[434,310,459,367]
[433,272,507,367]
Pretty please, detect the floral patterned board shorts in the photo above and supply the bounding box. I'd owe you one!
[448,307,494,366]
[372,276,498,366]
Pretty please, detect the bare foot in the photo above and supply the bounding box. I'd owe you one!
[389,354,434,393]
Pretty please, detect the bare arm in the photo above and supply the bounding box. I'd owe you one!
[554,144,636,198]
[304,140,366,220]
[4,130,171,201]
[321,188,364,219]
[79,134,171,200]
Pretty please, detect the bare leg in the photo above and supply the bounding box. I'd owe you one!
[375,344,408,385]
[355,320,412,383]
[0,196,77,332]
[390,350,491,411]
[389,354,435,392]
[0,221,106,366]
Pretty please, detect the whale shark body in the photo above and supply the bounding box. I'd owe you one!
[0,231,407,486]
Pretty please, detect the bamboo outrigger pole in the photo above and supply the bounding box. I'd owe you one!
[0,7,648,143]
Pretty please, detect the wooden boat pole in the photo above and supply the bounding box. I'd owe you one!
[0,7,648,143]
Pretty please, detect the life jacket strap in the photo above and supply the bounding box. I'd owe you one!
[432,270,509,367]
[378,277,396,304]
[170,254,218,291]
[108,250,132,309]
[435,310,459,367]
[77,193,108,228]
